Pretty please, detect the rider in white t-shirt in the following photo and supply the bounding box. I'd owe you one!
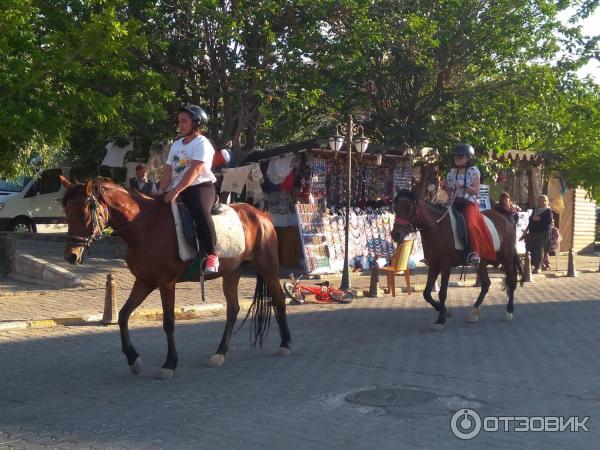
[157,105,219,273]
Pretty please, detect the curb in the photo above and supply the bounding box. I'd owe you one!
[0,303,225,331]
[9,252,80,288]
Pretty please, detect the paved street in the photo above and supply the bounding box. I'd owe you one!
[1,249,600,448]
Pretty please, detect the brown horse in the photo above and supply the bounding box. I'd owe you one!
[391,190,523,329]
[59,176,291,378]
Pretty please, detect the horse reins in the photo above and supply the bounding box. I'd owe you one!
[394,193,455,232]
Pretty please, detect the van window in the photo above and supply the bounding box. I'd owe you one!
[0,176,32,192]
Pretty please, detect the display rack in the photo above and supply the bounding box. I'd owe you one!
[295,203,332,274]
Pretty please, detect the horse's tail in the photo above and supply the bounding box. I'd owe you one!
[235,274,272,347]
[501,252,524,293]
[514,252,524,287]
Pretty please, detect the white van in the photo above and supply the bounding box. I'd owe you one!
[0,168,67,233]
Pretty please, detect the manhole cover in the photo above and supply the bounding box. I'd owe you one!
[345,388,437,407]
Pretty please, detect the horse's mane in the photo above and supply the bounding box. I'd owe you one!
[61,177,157,208]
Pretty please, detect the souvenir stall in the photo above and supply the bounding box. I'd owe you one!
[240,141,421,273]
[486,150,596,254]
[487,150,544,210]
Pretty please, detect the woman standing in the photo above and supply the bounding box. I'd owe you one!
[525,195,553,274]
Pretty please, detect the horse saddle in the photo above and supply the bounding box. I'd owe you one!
[447,206,501,252]
[172,200,246,261]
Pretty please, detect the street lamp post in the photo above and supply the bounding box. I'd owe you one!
[329,115,370,290]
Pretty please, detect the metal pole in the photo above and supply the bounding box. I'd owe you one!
[341,115,353,290]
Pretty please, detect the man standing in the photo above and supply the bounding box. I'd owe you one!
[129,164,157,195]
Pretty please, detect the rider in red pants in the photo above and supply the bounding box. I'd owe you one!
[444,144,495,265]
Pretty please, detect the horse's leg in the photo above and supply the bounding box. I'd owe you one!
[253,259,292,355]
[504,254,519,321]
[432,269,451,331]
[118,279,156,375]
[208,268,242,368]
[423,267,441,311]
[156,283,177,379]
[468,264,491,323]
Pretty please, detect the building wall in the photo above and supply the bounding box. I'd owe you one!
[573,188,596,253]
[559,188,596,253]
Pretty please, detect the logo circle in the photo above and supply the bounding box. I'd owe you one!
[450,408,482,440]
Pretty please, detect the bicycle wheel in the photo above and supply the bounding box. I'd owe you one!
[329,289,354,304]
[283,282,305,304]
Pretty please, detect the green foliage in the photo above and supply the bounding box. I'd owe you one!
[0,0,598,196]
[0,0,173,177]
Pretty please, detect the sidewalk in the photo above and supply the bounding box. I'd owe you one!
[2,236,599,325]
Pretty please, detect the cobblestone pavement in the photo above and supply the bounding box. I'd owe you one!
[1,264,600,448]
[2,238,599,323]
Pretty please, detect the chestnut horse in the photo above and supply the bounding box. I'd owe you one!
[391,190,523,329]
[59,176,291,378]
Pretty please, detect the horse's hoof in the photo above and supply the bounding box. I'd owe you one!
[208,354,225,367]
[129,356,143,375]
[430,323,445,331]
[155,368,174,380]
[274,347,290,356]
[467,308,480,323]
[503,312,514,321]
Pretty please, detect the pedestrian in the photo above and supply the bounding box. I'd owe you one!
[157,105,219,273]
[443,143,496,265]
[494,191,521,225]
[129,164,157,195]
[523,195,553,274]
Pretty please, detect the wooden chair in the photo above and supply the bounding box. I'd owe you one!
[378,240,414,296]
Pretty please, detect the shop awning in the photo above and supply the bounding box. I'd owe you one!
[488,149,541,162]
[242,140,412,164]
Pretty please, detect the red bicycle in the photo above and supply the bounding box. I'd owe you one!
[283,274,354,304]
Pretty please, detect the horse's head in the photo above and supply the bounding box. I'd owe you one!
[391,189,420,243]
[60,177,110,264]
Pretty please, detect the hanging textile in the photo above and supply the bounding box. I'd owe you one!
[221,166,251,194]
[547,176,565,214]
[529,167,543,204]
[102,141,133,167]
[245,163,264,201]
[266,154,294,184]
[516,170,529,205]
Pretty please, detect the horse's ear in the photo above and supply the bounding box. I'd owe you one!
[59,175,73,189]
[84,179,93,197]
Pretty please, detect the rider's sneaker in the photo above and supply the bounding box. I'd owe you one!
[467,252,481,265]
[204,254,219,273]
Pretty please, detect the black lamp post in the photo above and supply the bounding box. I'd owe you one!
[329,115,370,290]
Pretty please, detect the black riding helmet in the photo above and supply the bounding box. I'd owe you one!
[178,105,208,128]
[452,143,475,158]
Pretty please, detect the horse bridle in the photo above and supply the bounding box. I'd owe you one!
[393,197,422,233]
[66,191,110,249]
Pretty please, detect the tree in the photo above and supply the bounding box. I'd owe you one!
[0,0,173,177]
